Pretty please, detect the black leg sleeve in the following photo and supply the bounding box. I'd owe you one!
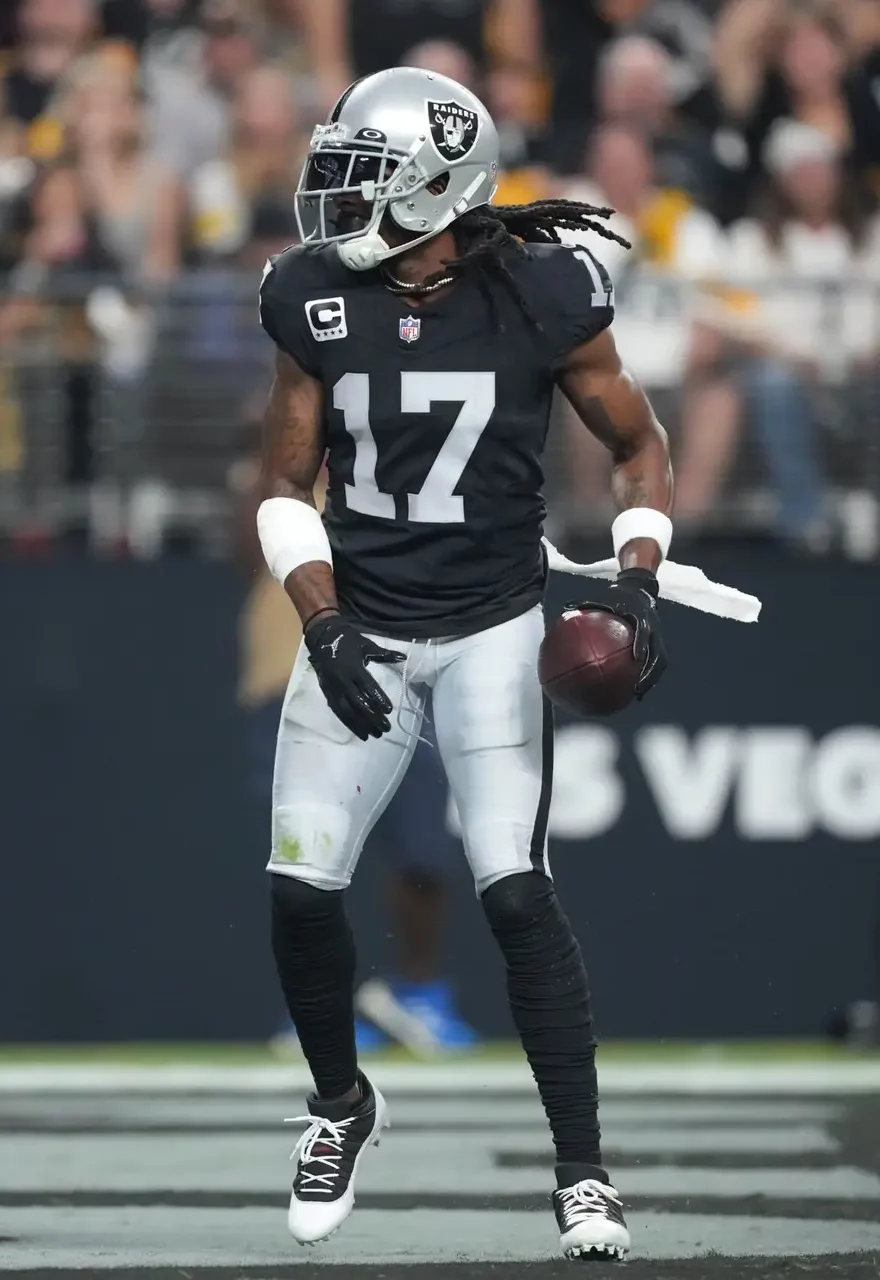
[482,871,604,1176]
[270,873,358,1100]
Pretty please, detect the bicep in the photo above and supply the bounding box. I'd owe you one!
[556,329,660,455]
[260,349,326,500]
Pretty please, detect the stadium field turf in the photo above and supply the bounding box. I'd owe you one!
[2,1043,880,1277]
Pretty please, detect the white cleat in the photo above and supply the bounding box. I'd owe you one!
[285,1071,389,1245]
[553,1177,631,1261]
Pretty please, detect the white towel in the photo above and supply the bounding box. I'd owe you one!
[542,537,762,623]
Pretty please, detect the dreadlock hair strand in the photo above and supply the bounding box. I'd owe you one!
[424,197,632,331]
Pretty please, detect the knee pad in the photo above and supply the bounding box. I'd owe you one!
[481,870,554,931]
[269,872,343,923]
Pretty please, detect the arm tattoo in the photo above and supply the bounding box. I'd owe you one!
[576,392,663,511]
[259,350,337,621]
[571,393,636,456]
[260,350,325,504]
[559,332,673,569]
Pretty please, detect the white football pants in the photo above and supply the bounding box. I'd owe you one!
[268,606,552,895]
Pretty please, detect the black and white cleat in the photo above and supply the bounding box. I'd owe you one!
[285,1072,388,1246]
[553,1176,631,1261]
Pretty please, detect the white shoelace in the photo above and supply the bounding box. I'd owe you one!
[558,1180,620,1225]
[285,1114,356,1194]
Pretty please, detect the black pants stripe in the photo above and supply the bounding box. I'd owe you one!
[528,697,554,874]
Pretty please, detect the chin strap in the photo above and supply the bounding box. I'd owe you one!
[335,205,461,272]
[336,230,392,272]
[542,537,762,623]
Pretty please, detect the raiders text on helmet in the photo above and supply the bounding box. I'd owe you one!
[295,67,499,272]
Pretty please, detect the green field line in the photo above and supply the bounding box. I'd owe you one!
[0,1040,876,1067]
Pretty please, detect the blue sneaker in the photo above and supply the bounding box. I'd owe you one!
[355,977,478,1054]
[269,1018,389,1057]
[355,1018,389,1053]
[393,979,479,1049]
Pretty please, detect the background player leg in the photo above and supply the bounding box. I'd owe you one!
[355,711,477,1052]
[270,639,425,1101]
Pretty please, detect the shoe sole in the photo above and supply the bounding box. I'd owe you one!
[563,1242,628,1261]
[291,1089,390,1247]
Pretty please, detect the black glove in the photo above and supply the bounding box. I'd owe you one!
[304,613,405,741]
[606,567,668,699]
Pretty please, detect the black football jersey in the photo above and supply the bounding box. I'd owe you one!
[259,240,613,639]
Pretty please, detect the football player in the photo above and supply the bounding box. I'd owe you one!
[258,67,672,1261]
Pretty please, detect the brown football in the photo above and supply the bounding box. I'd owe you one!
[539,607,641,717]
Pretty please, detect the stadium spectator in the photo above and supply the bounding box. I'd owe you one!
[0,42,182,534]
[102,0,200,56]
[0,0,97,162]
[405,39,479,91]
[0,158,89,530]
[61,54,184,523]
[596,35,724,215]
[556,122,719,530]
[840,0,880,201]
[538,0,718,178]
[103,0,206,95]
[146,0,261,179]
[563,120,722,275]
[62,56,181,284]
[298,0,538,117]
[676,119,880,545]
[0,0,877,552]
[188,64,303,261]
[842,0,880,75]
[714,1,880,191]
[487,61,549,203]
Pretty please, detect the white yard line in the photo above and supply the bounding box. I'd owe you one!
[2,1060,880,1094]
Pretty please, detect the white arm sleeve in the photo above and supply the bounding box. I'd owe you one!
[256,497,332,587]
[611,509,673,562]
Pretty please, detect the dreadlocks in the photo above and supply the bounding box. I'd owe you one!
[426,199,632,330]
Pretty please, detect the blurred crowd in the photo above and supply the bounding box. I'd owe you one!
[1,0,880,554]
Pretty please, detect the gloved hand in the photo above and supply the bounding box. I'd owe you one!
[606,567,668,698]
[304,613,405,740]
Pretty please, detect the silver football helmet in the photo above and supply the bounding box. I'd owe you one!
[295,67,499,271]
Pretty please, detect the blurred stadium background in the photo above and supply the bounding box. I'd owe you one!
[2,0,880,1272]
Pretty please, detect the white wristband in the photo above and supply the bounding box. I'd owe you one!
[612,508,673,562]
[257,497,333,586]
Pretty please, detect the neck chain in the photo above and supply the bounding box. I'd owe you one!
[382,269,455,296]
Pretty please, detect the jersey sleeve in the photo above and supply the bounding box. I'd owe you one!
[529,244,615,366]
[258,250,321,377]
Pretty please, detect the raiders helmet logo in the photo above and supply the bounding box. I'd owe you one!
[427,99,478,161]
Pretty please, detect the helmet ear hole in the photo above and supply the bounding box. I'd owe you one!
[427,172,450,195]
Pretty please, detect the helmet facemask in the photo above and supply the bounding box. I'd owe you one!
[296,124,430,268]
[295,123,481,271]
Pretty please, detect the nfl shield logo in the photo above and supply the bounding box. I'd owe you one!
[399,316,421,343]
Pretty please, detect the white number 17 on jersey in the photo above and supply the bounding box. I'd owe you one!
[334,370,495,525]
